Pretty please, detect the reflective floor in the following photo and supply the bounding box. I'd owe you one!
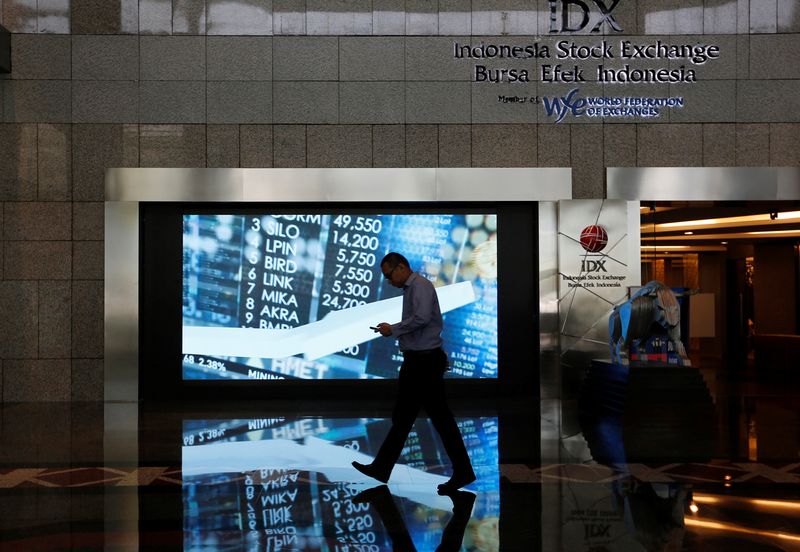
[1,379,800,551]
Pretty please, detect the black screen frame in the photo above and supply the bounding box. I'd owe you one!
[140,201,538,401]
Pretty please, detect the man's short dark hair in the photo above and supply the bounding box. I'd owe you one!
[380,252,409,269]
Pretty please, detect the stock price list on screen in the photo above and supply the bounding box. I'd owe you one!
[238,215,323,331]
[316,215,384,362]
[183,212,499,380]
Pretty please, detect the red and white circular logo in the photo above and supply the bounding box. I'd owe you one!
[580,225,608,253]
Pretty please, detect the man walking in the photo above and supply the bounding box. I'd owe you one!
[352,252,476,493]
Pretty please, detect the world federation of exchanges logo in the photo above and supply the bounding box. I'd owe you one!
[543,88,684,123]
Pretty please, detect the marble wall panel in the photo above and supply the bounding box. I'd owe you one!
[438,124,471,167]
[737,0,749,34]
[2,0,38,33]
[371,0,403,35]
[603,123,637,166]
[439,0,471,35]
[207,0,273,35]
[4,240,72,279]
[340,37,405,81]
[139,81,205,124]
[207,81,272,124]
[777,0,800,32]
[406,82,471,124]
[273,37,338,81]
[736,35,750,79]
[4,201,71,240]
[207,124,240,167]
[139,0,172,34]
[72,240,103,279]
[139,124,205,167]
[750,0,778,33]
[71,81,138,124]
[207,37,273,81]
[72,201,103,240]
[0,280,37,358]
[4,80,71,123]
[471,123,536,166]
[405,37,471,81]
[372,124,405,167]
[10,34,70,79]
[735,123,769,166]
[72,35,139,81]
[140,36,206,81]
[538,123,571,166]
[340,82,404,124]
[405,0,437,35]
[702,123,736,165]
[71,279,103,358]
[704,0,738,34]
[37,123,71,200]
[639,0,704,34]
[737,80,800,122]
[570,124,604,198]
[669,81,737,123]
[240,124,274,167]
[71,358,103,400]
[173,0,206,34]
[636,123,703,166]
[3,359,70,401]
[750,35,800,80]
[306,0,371,35]
[273,124,306,167]
[274,0,306,35]
[39,280,71,358]
[405,124,437,167]
[71,0,123,34]
[471,82,539,124]
[41,0,73,35]
[273,82,338,124]
[307,124,371,167]
[0,123,37,201]
[72,124,139,201]
[471,0,537,36]
[769,123,800,165]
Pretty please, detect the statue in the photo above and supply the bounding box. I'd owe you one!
[609,281,690,366]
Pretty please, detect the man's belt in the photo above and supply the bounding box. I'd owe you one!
[402,347,442,357]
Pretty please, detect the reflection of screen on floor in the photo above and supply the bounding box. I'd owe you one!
[181,416,499,550]
[182,214,499,380]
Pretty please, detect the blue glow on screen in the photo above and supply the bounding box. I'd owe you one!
[182,416,500,551]
[182,214,499,380]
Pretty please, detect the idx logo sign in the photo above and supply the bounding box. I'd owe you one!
[581,258,607,273]
[549,0,623,33]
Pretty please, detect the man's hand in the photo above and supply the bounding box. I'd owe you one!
[372,322,392,337]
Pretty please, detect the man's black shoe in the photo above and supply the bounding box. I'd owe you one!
[436,470,476,494]
[352,461,390,484]
[352,484,390,505]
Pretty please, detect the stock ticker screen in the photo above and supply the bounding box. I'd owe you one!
[182,416,500,551]
[182,213,499,381]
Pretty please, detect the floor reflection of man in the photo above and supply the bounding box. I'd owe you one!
[352,252,476,493]
[353,485,476,552]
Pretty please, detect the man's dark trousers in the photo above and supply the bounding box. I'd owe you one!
[371,348,472,477]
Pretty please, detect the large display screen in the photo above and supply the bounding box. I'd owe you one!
[182,213,499,380]
[182,416,499,551]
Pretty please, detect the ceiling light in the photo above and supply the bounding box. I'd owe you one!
[649,211,800,232]
[747,229,800,235]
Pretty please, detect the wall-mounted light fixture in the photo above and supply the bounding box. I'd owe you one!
[0,25,10,74]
